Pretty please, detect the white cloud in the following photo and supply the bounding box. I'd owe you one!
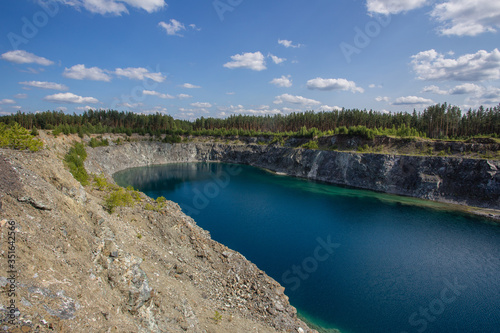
[273,94,321,106]
[14,94,28,99]
[366,0,428,15]
[191,102,212,108]
[223,52,266,71]
[64,64,112,81]
[75,105,96,111]
[19,81,69,90]
[143,90,174,99]
[43,92,99,104]
[307,78,364,93]
[268,54,286,64]
[411,49,500,81]
[430,0,500,36]
[0,99,16,105]
[180,83,201,89]
[159,19,185,36]
[369,84,382,88]
[422,85,448,95]
[1,50,54,66]
[58,0,166,15]
[141,106,169,114]
[56,106,68,112]
[375,96,390,102]
[116,102,143,109]
[278,39,302,48]
[115,67,166,82]
[177,94,192,99]
[219,105,283,116]
[320,105,342,111]
[449,83,483,95]
[392,96,434,105]
[270,75,292,88]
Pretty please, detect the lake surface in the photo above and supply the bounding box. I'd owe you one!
[114,162,500,333]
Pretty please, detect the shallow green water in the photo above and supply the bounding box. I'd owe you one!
[115,162,500,333]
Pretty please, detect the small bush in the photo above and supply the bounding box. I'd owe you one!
[301,140,319,149]
[0,122,43,151]
[65,142,89,185]
[89,137,109,148]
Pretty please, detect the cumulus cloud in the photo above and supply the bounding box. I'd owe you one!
[307,78,364,93]
[320,105,342,111]
[19,81,69,91]
[180,83,201,89]
[268,54,286,64]
[375,96,390,102]
[270,75,292,88]
[223,52,266,71]
[43,92,99,104]
[0,99,16,105]
[75,105,97,111]
[219,105,283,116]
[1,50,53,66]
[115,67,166,82]
[422,85,448,95]
[191,102,212,108]
[278,39,302,48]
[392,96,433,105]
[64,64,112,81]
[430,0,500,36]
[177,94,192,99]
[143,90,174,99]
[366,0,427,15]
[411,49,500,81]
[449,83,483,95]
[57,0,166,15]
[159,19,185,36]
[273,94,321,106]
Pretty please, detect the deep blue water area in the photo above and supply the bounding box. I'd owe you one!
[114,162,500,333]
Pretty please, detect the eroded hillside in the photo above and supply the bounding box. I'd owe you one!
[0,133,317,333]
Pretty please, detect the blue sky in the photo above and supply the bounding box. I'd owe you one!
[0,0,499,120]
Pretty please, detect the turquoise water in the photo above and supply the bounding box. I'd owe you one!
[114,162,500,333]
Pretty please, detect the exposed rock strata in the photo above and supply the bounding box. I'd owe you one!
[85,141,499,211]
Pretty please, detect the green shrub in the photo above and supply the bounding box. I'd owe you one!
[64,142,89,185]
[89,137,109,148]
[104,188,134,213]
[301,140,319,149]
[0,122,43,151]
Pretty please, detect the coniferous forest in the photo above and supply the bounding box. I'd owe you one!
[0,103,499,140]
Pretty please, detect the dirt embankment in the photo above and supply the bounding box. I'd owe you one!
[0,132,318,333]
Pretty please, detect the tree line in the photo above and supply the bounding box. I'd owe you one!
[0,103,498,139]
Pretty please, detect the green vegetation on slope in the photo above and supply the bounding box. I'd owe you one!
[0,122,43,151]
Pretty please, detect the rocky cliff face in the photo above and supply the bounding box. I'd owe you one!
[85,141,499,212]
[0,134,318,333]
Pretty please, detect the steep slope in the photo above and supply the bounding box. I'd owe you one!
[0,133,317,333]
